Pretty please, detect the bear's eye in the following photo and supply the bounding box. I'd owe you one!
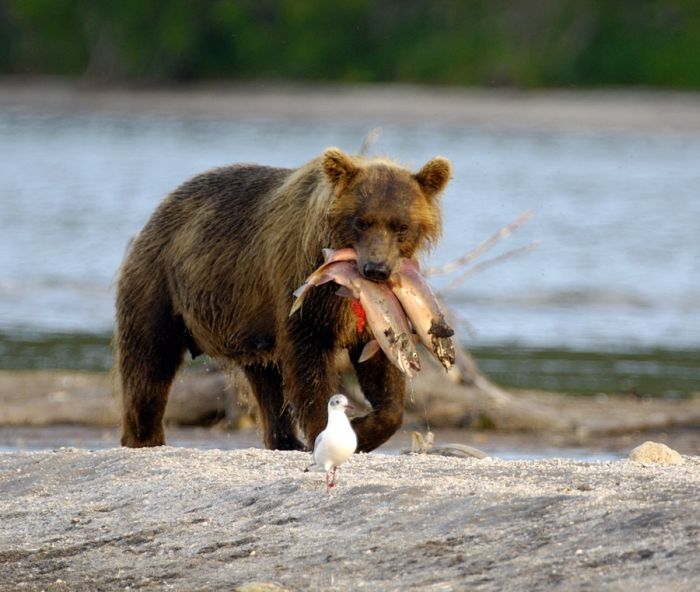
[354,218,370,231]
[390,221,410,234]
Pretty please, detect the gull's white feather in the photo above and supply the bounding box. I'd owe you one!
[306,395,357,477]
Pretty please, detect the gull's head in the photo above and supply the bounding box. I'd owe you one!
[328,394,353,415]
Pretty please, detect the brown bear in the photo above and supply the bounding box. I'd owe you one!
[116,147,451,452]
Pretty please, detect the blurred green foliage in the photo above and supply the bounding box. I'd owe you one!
[1,0,699,87]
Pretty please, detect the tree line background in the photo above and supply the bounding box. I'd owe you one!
[1,0,699,88]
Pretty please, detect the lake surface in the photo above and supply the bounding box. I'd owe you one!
[0,107,698,394]
[0,425,623,461]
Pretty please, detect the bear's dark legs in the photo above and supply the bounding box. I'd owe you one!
[120,379,171,447]
[117,296,186,448]
[349,342,406,452]
[243,363,304,450]
[282,304,342,449]
[284,351,339,449]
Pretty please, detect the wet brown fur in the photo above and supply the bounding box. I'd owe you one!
[116,147,451,451]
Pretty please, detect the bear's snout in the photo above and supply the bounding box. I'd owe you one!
[362,261,392,282]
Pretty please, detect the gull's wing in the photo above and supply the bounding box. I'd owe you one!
[313,430,324,452]
[303,429,326,472]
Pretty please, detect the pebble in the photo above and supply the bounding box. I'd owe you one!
[628,441,684,465]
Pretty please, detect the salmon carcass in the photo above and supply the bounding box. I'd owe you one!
[389,258,455,371]
[291,259,421,377]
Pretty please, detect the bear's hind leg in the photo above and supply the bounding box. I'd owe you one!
[117,303,186,448]
[349,342,406,452]
[243,363,304,450]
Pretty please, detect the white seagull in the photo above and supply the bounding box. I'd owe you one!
[306,394,357,493]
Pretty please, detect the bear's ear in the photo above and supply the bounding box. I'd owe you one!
[414,156,452,198]
[323,147,359,185]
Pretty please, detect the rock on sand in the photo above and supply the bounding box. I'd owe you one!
[629,441,685,465]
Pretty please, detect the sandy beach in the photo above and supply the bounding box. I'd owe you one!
[2,374,697,591]
[0,447,698,591]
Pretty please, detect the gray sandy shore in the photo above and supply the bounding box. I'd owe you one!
[1,447,698,591]
[2,78,700,131]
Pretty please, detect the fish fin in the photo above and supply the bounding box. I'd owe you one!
[293,283,309,299]
[358,340,380,363]
[291,273,337,316]
[335,286,355,298]
[289,297,304,317]
[322,248,333,262]
[290,283,309,316]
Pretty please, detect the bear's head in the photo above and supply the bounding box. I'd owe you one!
[323,147,451,281]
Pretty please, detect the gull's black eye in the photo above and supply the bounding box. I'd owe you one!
[355,218,370,231]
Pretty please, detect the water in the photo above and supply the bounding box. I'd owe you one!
[1,107,698,394]
[0,426,623,461]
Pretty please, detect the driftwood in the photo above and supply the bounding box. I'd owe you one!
[402,210,568,431]
[424,209,533,278]
[0,370,117,427]
[0,366,233,428]
[336,347,574,433]
[405,354,576,432]
[396,356,700,436]
[1,367,699,438]
[399,430,489,459]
